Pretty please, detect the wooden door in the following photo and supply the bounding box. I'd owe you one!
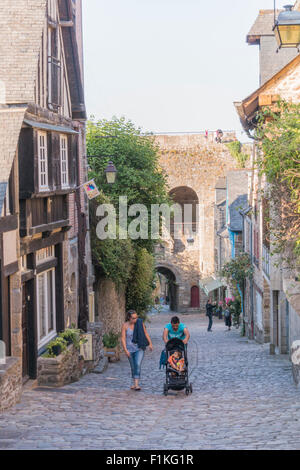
[191,286,200,308]
[22,284,29,379]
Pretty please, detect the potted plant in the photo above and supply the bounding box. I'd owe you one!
[45,336,68,358]
[102,331,120,362]
[59,328,87,349]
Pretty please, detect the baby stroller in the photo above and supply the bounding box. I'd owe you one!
[163,338,193,396]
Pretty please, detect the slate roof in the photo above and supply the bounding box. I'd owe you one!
[0,0,85,213]
[247,10,278,43]
[226,171,249,232]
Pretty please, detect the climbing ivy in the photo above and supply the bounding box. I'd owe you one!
[226,141,249,168]
[219,252,254,288]
[256,100,300,262]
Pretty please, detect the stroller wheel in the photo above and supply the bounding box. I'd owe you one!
[185,387,190,396]
[163,384,168,396]
[190,383,193,394]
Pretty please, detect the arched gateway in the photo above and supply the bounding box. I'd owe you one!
[154,132,238,312]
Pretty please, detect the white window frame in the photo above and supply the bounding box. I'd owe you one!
[60,134,69,188]
[38,131,49,191]
[37,268,56,349]
[36,246,55,265]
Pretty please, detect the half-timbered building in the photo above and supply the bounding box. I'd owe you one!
[0,0,93,408]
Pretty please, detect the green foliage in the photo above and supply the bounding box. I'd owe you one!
[44,337,68,358]
[59,328,87,350]
[256,100,300,260]
[126,248,155,320]
[88,117,171,314]
[229,296,242,327]
[87,116,170,253]
[90,194,135,289]
[220,252,253,289]
[102,331,120,348]
[226,141,249,168]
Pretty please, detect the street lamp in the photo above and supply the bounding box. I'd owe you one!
[104,161,117,184]
[86,156,118,184]
[273,3,300,50]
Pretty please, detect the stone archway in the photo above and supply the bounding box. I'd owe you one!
[169,186,199,239]
[155,264,182,312]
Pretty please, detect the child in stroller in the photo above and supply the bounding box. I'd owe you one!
[168,350,185,374]
[163,338,193,396]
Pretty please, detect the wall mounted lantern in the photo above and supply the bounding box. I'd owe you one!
[273,3,300,50]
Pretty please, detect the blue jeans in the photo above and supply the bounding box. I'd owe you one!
[207,314,213,331]
[128,349,145,379]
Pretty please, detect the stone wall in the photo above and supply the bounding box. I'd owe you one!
[0,358,22,412]
[154,132,240,312]
[95,278,126,336]
[84,322,104,372]
[37,345,84,387]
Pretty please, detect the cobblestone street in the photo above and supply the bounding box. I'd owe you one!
[1,313,300,450]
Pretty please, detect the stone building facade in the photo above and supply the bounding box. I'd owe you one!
[154,132,240,312]
[235,2,300,350]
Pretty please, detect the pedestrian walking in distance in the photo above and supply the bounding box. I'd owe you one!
[224,306,232,331]
[121,310,153,391]
[206,299,214,332]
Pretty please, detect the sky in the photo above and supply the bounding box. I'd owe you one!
[82,0,289,141]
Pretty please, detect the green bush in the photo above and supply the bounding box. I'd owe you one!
[59,328,87,349]
[126,248,155,320]
[226,141,249,168]
[44,337,68,358]
[103,331,120,348]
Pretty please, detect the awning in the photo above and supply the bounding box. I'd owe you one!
[23,119,79,134]
[199,277,225,296]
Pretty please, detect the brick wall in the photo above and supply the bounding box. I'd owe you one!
[0,1,47,104]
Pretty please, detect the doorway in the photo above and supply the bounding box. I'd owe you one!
[22,280,35,380]
[191,286,200,308]
[22,283,30,379]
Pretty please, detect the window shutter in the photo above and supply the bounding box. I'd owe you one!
[18,128,34,195]
[51,132,60,189]
[68,135,78,187]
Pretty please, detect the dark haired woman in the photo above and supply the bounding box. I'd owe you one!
[121,310,153,391]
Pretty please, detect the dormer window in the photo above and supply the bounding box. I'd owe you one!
[38,131,49,191]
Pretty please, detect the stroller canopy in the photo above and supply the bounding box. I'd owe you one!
[166,338,185,352]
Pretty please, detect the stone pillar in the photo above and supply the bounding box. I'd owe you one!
[10,271,22,359]
[263,279,271,343]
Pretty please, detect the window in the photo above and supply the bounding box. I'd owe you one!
[48,0,57,22]
[253,227,259,267]
[60,135,69,187]
[38,132,48,190]
[21,255,27,271]
[47,26,61,111]
[36,246,55,264]
[37,269,56,348]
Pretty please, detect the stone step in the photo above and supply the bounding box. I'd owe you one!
[91,357,109,375]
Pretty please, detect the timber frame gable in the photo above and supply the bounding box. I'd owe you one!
[34,0,86,120]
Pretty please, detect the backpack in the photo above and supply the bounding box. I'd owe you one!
[224,309,230,319]
[159,350,167,369]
